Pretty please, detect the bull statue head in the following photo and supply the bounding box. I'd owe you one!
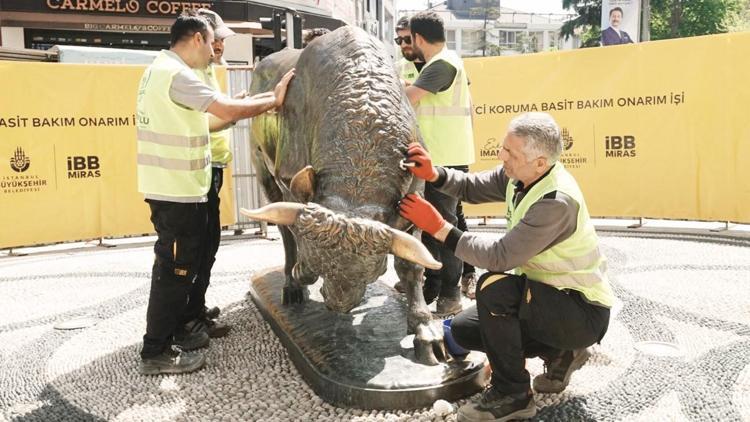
[241,200,440,312]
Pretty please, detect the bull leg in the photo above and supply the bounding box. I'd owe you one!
[254,150,306,305]
[394,248,447,366]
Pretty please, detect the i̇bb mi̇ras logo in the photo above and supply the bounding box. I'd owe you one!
[605,135,636,158]
[67,156,101,178]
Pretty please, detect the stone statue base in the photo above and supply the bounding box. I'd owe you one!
[248,267,489,410]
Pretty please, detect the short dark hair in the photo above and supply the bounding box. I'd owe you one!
[396,16,410,31]
[609,7,623,17]
[303,28,331,47]
[409,11,445,44]
[170,10,212,47]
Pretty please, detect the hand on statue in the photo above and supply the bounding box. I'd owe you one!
[274,68,296,108]
[398,193,446,236]
[405,143,438,182]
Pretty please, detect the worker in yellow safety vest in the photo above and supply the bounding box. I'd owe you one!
[399,112,613,422]
[402,11,475,317]
[169,7,238,349]
[136,10,294,376]
[394,16,422,85]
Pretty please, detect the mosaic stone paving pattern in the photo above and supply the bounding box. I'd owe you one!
[1,231,749,421]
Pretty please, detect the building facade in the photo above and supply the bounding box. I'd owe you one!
[0,0,395,63]
[400,1,579,57]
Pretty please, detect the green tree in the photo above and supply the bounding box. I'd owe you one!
[469,0,502,56]
[561,0,747,46]
[560,0,602,47]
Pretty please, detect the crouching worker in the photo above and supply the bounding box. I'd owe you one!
[398,112,613,421]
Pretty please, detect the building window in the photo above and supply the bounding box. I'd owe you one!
[446,30,456,50]
[498,31,516,47]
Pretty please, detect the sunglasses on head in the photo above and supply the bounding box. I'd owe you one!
[394,35,412,45]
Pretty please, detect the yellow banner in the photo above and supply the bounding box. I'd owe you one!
[464,32,750,223]
[0,62,235,249]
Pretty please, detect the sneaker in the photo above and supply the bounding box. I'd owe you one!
[139,347,206,375]
[461,273,478,299]
[173,321,210,350]
[204,306,221,320]
[457,386,536,422]
[204,318,232,338]
[533,348,591,393]
[433,296,463,317]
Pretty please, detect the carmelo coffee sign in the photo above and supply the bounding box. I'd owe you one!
[0,0,216,16]
[45,0,213,15]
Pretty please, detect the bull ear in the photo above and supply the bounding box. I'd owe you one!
[290,165,316,203]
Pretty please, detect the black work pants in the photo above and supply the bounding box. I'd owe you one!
[141,199,209,358]
[423,182,463,302]
[450,272,610,394]
[184,167,224,323]
[448,165,475,276]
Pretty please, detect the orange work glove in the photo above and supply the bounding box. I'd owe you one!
[398,193,446,236]
[405,143,438,181]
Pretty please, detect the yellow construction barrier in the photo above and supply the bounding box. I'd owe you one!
[464,32,750,222]
[0,62,235,249]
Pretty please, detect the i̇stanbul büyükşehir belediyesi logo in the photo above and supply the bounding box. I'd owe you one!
[561,128,574,151]
[10,147,30,172]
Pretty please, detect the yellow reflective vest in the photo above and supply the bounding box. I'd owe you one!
[398,58,419,85]
[199,64,233,166]
[136,51,211,202]
[415,47,475,166]
[506,164,614,307]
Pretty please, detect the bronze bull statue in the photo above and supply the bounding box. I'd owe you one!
[241,26,447,365]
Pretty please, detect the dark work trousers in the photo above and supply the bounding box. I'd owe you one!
[423,182,463,303]
[450,272,610,394]
[184,167,224,323]
[141,199,209,358]
[448,165,475,276]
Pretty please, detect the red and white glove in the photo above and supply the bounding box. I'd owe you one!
[405,143,438,182]
[398,193,446,236]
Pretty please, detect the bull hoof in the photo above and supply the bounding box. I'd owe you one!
[282,285,308,305]
[413,320,447,366]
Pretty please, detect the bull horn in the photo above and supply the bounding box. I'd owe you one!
[388,229,442,270]
[240,202,305,225]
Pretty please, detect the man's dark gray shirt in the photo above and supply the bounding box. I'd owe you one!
[433,164,579,273]
[413,60,457,93]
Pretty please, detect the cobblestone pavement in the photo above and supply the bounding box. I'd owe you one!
[1,231,749,422]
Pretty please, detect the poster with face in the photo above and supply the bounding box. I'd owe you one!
[601,0,640,46]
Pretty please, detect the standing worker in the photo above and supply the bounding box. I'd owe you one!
[171,7,236,344]
[399,112,613,421]
[394,16,423,85]
[403,11,475,315]
[394,15,477,299]
[136,10,294,375]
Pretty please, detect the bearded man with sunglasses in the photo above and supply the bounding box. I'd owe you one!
[394,16,424,85]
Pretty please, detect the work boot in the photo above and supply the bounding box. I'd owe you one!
[139,347,206,375]
[533,348,591,393]
[433,296,463,317]
[204,306,221,320]
[457,386,536,422]
[203,318,231,338]
[173,321,210,350]
[461,272,478,300]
